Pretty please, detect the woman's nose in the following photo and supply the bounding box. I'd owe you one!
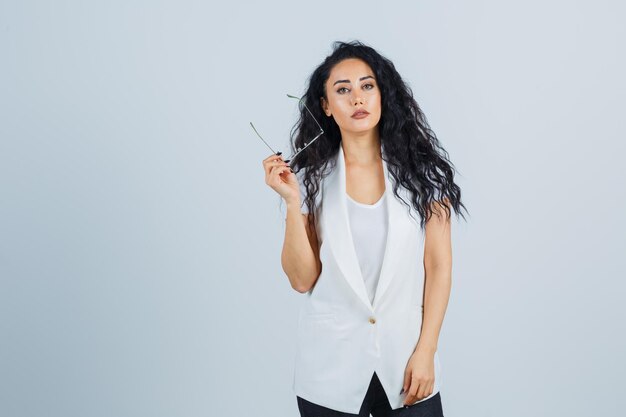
[352,96,364,105]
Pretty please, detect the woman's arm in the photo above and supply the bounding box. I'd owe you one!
[418,198,453,353]
[261,152,321,293]
[402,198,453,404]
[281,204,322,293]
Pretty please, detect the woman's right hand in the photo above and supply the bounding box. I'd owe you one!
[263,153,301,205]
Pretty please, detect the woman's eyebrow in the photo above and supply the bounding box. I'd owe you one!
[333,75,375,86]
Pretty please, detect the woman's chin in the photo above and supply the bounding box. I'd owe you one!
[339,126,379,137]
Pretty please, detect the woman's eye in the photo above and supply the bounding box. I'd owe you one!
[337,84,374,94]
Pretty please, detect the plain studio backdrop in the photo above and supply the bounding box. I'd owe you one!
[1,1,624,416]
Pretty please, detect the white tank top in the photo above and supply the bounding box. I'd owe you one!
[346,189,388,306]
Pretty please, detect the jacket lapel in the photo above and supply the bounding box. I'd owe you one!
[322,141,413,312]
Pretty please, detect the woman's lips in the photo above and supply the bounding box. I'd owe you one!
[351,111,370,119]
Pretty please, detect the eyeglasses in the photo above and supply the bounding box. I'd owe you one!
[249,94,324,163]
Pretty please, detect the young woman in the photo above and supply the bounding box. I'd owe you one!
[262,40,467,417]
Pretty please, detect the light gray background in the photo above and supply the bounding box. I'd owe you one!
[1,1,624,416]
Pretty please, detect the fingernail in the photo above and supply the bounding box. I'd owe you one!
[276,151,282,155]
[284,159,290,163]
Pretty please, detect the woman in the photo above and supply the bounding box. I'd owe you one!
[262,40,467,417]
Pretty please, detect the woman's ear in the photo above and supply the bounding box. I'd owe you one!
[320,97,331,117]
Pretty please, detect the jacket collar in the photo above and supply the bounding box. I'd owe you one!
[322,141,414,312]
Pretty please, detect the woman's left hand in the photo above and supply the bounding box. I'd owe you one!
[402,347,436,406]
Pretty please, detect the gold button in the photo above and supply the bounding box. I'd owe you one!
[369,316,376,324]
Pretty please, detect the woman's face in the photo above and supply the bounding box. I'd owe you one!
[321,58,382,136]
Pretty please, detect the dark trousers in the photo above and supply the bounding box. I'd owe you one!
[296,372,444,417]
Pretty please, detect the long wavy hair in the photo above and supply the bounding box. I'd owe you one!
[288,40,468,230]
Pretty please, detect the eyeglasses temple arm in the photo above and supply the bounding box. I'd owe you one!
[286,94,324,134]
[249,121,278,154]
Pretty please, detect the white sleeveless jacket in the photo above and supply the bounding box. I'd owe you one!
[292,141,442,414]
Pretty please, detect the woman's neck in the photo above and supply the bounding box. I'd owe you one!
[341,132,382,165]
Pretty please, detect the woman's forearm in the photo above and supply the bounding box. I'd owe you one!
[416,264,452,353]
[281,201,320,293]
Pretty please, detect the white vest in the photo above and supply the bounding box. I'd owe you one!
[292,141,442,413]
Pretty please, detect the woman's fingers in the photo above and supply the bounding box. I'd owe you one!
[402,367,434,405]
[269,164,291,182]
[263,152,282,163]
[263,153,290,177]
[416,381,432,402]
[263,153,297,202]
[404,378,434,406]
